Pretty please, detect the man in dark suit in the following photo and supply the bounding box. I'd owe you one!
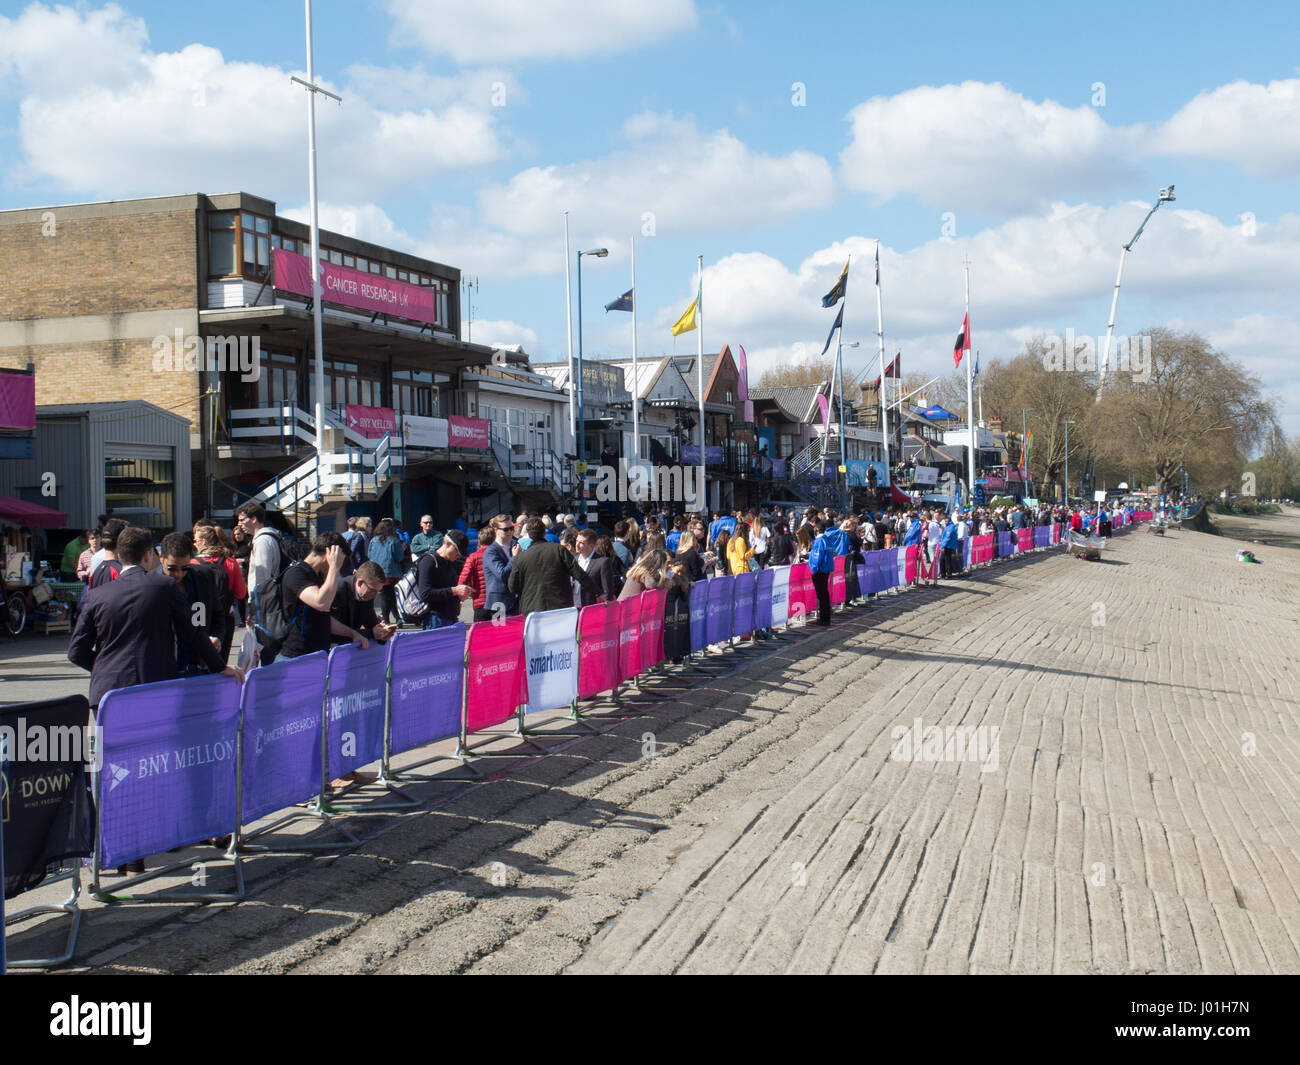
[574,527,615,606]
[507,518,599,617]
[68,526,241,709]
[158,532,228,675]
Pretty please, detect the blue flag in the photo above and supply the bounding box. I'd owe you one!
[604,289,633,313]
[819,305,844,356]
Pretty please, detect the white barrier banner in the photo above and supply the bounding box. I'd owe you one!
[769,565,791,628]
[403,414,450,449]
[523,607,579,714]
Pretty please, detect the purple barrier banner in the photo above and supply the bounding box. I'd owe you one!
[706,575,733,644]
[689,580,709,653]
[863,549,898,593]
[325,642,389,782]
[997,531,1013,557]
[732,571,756,635]
[239,652,327,824]
[97,674,241,868]
[388,625,465,754]
[754,567,774,629]
[1034,526,1051,548]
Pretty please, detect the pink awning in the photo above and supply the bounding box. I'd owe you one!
[0,495,67,527]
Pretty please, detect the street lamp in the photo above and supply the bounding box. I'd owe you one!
[1098,185,1175,400]
[1064,419,1076,503]
[575,247,608,507]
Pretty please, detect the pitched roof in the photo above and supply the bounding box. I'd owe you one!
[748,383,827,423]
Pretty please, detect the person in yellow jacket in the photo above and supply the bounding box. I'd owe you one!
[727,521,755,575]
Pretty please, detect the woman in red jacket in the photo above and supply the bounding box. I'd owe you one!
[459,525,493,621]
[194,522,247,665]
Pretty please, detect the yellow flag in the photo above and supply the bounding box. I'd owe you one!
[671,295,698,336]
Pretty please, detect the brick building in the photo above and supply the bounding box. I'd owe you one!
[0,192,533,532]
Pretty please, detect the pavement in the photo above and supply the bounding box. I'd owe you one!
[6,516,1299,974]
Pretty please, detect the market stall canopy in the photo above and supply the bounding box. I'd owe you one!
[919,405,960,421]
[0,496,67,528]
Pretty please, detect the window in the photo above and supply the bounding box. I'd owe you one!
[328,249,343,266]
[343,255,355,269]
[385,265,397,279]
[398,270,409,282]
[254,350,299,410]
[370,261,381,274]
[210,210,274,279]
[356,257,368,272]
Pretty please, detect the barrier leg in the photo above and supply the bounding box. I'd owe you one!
[520,699,600,738]
[4,866,83,969]
[236,800,360,854]
[90,839,245,906]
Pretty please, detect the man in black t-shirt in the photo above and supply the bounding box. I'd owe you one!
[280,532,369,658]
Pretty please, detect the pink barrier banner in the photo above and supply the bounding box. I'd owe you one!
[346,403,397,439]
[1016,528,1033,552]
[273,248,442,325]
[464,617,525,734]
[639,589,667,669]
[0,371,35,430]
[905,544,918,584]
[448,414,490,449]
[971,533,995,564]
[577,602,620,699]
[1051,523,1062,544]
[618,594,643,682]
[830,556,846,606]
[907,544,938,582]
[1134,510,1152,521]
[787,563,814,623]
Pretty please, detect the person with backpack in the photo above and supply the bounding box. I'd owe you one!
[235,501,290,666]
[365,518,406,626]
[415,529,472,629]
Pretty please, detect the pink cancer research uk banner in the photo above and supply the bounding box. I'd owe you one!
[523,607,579,715]
[577,602,620,699]
[787,563,814,622]
[639,589,667,668]
[830,556,847,606]
[0,371,35,430]
[464,617,525,734]
[346,404,397,439]
[618,594,643,682]
[273,248,442,326]
[448,415,490,449]
[1017,528,1033,552]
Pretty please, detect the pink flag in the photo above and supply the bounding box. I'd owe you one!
[816,392,831,433]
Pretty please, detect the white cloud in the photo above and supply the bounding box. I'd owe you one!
[0,5,507,200]
[642,202,1300,402]
[1154,79,1300,178]
[280,202,416,250]
[461,319,539,350]
[384,0,698,64]
[480,112,835,238]
[839,81,1133,212]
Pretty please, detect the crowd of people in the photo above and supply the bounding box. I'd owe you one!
[67,497,1139,708]
[60,494,1136,873]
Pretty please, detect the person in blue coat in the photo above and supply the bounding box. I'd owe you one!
[482,515,518,617]
[807,520,835,626]
[902,513,924,547]
[940,515,960,578]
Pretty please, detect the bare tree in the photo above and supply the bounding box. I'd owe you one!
[756,357,835,388]
[1097,328,1273,498]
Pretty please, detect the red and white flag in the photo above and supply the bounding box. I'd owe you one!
[953,313,970,368]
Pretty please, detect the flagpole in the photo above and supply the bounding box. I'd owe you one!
[964,257,975,502]
[874,241,890,493]
[696,254,705,515]
[835,256,849,513]
[564,211,576,450]
[976,350,983,425]
[631,235,639,466]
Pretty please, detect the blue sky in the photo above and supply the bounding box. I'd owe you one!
[2,0,1298,432]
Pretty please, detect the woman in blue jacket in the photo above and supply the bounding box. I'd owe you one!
[366,519,408,625]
